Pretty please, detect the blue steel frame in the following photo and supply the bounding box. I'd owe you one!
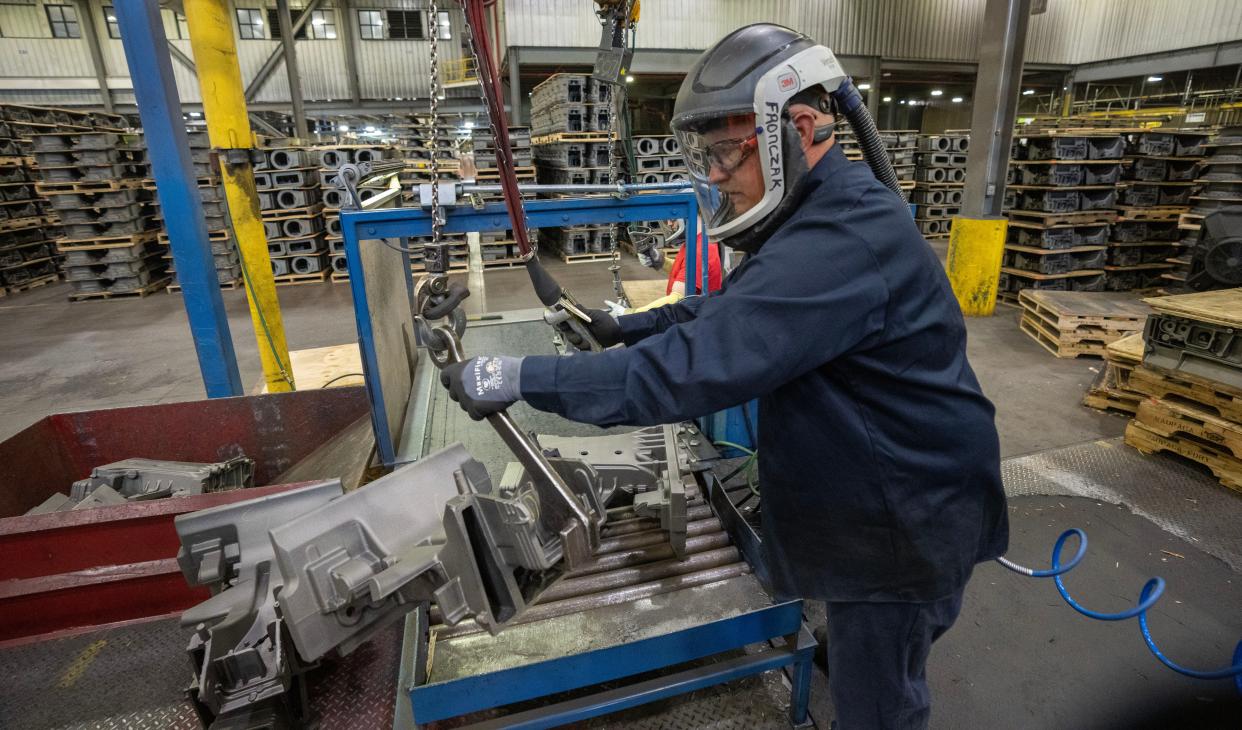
[114,0,243,398]
[403,470,814,729]
[341,193,702,466]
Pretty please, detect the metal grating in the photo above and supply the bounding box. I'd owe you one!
[1000,437,1242,572]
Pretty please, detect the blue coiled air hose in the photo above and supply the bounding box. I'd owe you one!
[997,528,1242,693]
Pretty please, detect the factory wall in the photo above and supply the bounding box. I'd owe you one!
[0,0,466,107]
[503,0,1242,66]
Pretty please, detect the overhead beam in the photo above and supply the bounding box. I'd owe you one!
[74,0,113,112]
[243,0,322,103]
[1072,40,1242,84]
[338,0,363,105]
[509,47,521,125]
[276,0,308,137]
[167,41,197,72]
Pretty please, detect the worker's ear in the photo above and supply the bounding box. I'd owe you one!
[788,105,818,152]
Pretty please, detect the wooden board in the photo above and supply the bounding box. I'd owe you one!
[258,343,364,394]
[1018,289,1152,330]
[1001,266,1104,281]
[1005,209,1118,226]
[622,278,670,309]
[1115,206,1188,222]
[67,276,169,301]
[1136,397,1242,461]
[1105,332,1145,366]
[1128,365,1242,423]
[1005,243,1107,256]
[1083,389,1142,414]
[273,270,329,285]
[1142,288,1242,328]
[1125,421,1242,493]
[1,272,59,297]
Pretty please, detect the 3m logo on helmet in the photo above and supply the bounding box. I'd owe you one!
[777,71,799,93]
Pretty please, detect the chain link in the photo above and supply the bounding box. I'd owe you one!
[427,0,444,247]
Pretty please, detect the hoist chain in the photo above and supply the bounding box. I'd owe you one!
[425,0,446,274]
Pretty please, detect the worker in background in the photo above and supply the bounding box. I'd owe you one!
[441,24,1008,729]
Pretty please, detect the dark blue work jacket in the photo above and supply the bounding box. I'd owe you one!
[520,143,1009,603]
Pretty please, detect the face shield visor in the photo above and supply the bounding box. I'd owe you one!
[672,112,765,239]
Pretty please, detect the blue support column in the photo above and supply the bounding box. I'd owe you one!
[114,0,243,397]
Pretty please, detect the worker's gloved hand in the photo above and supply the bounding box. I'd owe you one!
[566,308,623,350]
[439,355,524,420]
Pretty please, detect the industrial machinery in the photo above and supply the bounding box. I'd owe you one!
[173,422,695,727]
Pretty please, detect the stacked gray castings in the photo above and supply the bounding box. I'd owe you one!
[467,127,537,269]
[1104,129,1211,289]
[912,132,969,240]
[998,132,1127,297]
[632,135,686,186]
[314,143,396,281]
[256,145,325,282]
[153,130,241,290]
[878,129,918,185]
[0,116,59,294]
[31,130,169,299]
[1171,126,1240,286]
[529,73,615,136]
[530,74,623,258]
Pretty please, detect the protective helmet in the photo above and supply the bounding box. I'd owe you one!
[672,24,848,251]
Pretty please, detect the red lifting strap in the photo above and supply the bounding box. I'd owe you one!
[463,0,532,257]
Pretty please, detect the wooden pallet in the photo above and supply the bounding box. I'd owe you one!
[1,272,59,297]
[1114,206,1188,222]
[1136,397,1242,460]
[1019,313,1109,358]
[56,230,159,250]
[1177,212,1204,231]
[68,276,170,301]
[1125,421,1242,493]
[555,250,616,264]
[1018,289,1152,331]
[1005,209,1118,226]
[1082,386,1142,415]
[274,270,329,286]
[36,178,146,195]
[330,271,351,284]
[996,290,1023,310]
[1104,332,1145,366]
[532,132,616,146]
[260,203,325,221]
[0,215,53,232]
[1143,288,1242,328]
[1128,365,1242,423]
[168,278,243,293]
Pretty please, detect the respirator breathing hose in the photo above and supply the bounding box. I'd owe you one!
[997,529,1242,691]
[830,77,905,200]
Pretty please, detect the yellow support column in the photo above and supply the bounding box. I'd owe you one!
[184,0,294,392]
[945,217,1008,317]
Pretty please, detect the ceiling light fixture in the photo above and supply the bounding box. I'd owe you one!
[1022,89,1035,95]
[930,89,943,97]
[1147,75,1163,82]
[951,96,963,103]
[882,96,892,103]
[858,83,872,90]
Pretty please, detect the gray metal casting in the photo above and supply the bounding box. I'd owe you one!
[70,456,254,503]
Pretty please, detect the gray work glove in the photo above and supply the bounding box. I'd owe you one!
[439,355,524,420]
[566,308,623,351]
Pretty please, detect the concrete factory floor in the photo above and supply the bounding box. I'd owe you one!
[1,254,1240,729]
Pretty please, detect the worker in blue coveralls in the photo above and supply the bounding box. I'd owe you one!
[442,24,1009,730]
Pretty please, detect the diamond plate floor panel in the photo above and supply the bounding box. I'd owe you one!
[1000,436,1242,571]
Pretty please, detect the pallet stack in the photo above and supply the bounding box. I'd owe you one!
[1016,289,1151,359]
[1122,288,1242,493]
[257,145,328,285]
[471,126,535,270]
[999,132,1124,299]
[0,120,58,296]
[880,130,918,193]
[633,135,686,185]
[33,130,166,301]
[912,133,968,242]
[1110,129,1207,290]
[530,73,617,263]
[1177,127,1238,286]
[1082,331,1146,414]
[155,130,241,292]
